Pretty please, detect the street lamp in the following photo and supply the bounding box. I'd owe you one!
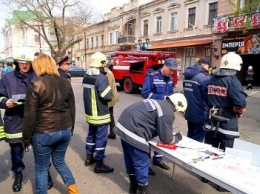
[138,38,150,51]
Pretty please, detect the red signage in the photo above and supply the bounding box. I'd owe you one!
[217,18,229,33]
[233,16,246,28]
[251,13,260,26]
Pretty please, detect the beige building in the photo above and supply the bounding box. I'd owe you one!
[3,19,51,60]
[74,0,218,75]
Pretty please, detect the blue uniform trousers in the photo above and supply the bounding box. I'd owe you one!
[121,140,149,186]
[187,121,205,142]
[9,142,25,174]
[86,124,108,160]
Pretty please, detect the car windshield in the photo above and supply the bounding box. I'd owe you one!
[69,66,84,70]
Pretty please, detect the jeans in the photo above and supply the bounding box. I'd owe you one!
[32,128,75,194]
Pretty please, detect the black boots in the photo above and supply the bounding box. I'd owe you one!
[12,172,23,192]
[108,131,116,139]
[129,175,138,194]
[94,160,114,173]
[136,185,149,194]
[85,154,96,166]
[48,171,53,190]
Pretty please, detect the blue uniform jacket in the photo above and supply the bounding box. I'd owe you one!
[183,64,210,123]
[207,75,247,139]
[0,70,37,143]
[141,69,174,100]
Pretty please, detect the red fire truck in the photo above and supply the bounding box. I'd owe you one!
[109,51,178,93]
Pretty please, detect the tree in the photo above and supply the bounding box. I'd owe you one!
[0,0,100,61]
[228,0,260,32]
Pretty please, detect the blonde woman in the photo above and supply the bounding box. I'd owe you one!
[22,54,78,194]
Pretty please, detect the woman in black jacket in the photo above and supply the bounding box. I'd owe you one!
[22,54,78,194]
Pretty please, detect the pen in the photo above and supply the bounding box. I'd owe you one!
[212,157,223,160]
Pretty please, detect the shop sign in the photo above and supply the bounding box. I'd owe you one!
[216,17,229,33]
[221,34,260,55]
[233,16,246,28]
[251,13,260,26]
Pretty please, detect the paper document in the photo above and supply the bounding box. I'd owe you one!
[12,94,26,103]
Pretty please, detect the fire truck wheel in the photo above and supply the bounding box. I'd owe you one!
[123,77,136,94]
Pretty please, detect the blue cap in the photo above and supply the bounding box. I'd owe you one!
[165,58,178,70]
[198,57,211,66]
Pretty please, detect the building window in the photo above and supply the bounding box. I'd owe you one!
[143,19,149,36]
[34,34,40,42]
[101,35,104,46]
[208,2,218,25]
[78,42,80,50]
[156,16,162,33]
[188,7,196,28]
[170,12,178,31]
[127,22,135,36]
[96,36,98,47]
[205,48,211,57]
[86,38,89,48]
[185,47,195,69]
[115,31,120,44]
[91,37,94,48]
[109,32,113,45]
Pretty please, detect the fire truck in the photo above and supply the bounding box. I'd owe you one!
[109,51,178,93]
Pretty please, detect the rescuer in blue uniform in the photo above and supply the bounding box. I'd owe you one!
[83,52,114,173]
[205,52,247,150]
[183,57,211,142]
[141,58,177,174]
[113,93,187,194]
[0,54,37,192]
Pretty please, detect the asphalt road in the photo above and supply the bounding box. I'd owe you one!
[0,77,259,194]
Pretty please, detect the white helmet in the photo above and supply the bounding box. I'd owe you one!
[248,66,253,70]
[220,52,243,71]
[15,54,32,63]
[167,93,187,113]
[90,52,107,68]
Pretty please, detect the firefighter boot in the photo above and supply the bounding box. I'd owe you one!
[94,160,114,173]
[12,172,23,192]
[108,131,116,139]
[129,174,138,194]
[48,171,53,190]
[85,154,96,166]
[136,185,150,194]
[68,184,79,194]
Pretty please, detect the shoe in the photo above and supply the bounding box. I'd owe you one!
[201,177,209,183]
[153,161,170,170]
[108,132,116,139]
[148,167,155,176]
[136,184,149,194]
[12,172,23,192]
[216,185,229,192]
[94,160,114,173]
[129,175,138,194]
[85,154,96,166]
[48,171,53,190]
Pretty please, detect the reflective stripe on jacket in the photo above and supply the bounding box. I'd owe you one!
[82,71,112,125]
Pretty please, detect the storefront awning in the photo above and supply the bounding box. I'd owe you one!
[149,39,212,49]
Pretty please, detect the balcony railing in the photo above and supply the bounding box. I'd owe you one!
[118,36,135,44]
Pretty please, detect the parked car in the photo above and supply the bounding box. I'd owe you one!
[68,66,86,77]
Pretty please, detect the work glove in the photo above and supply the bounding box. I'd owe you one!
[172,132,182,144]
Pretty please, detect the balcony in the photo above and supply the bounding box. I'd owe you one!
[118,36,135,44]
[213,12,260,34]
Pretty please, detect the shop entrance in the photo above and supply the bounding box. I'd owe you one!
[238,54,260,86]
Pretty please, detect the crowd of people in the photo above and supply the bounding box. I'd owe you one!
[0,50,249,194]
